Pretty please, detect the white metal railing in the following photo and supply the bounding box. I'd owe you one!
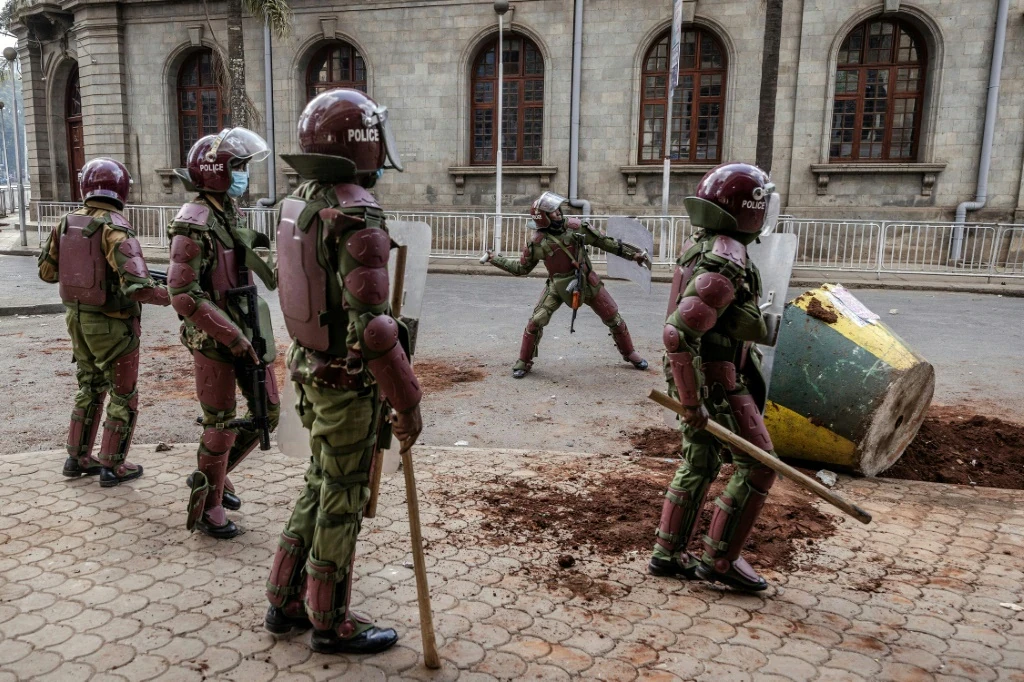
[30,202,1024,278]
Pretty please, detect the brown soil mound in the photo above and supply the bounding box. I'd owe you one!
[881,411,1024,489]
[805,296,839,324]
[625,425,679,459]
[478,464,836,573]
[415,359,486,393]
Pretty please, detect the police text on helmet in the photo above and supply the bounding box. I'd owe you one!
[348,128,380,143]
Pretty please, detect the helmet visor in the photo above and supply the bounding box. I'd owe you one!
[536,191,567,214]
[209,128,271,165]
[373,105,404,172]
[761,192,781,236]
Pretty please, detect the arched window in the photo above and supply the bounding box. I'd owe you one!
[830,18,926,161]
[65,65,84,201]
[639,29,726,164]
[471,34,544,165]
[306,42,367,100]
[178,49,229,163]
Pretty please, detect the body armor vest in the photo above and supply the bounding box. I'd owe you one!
[207,238,248,310]
[57,212,134,313]
[277,183,382,355]
[540,219,585,277]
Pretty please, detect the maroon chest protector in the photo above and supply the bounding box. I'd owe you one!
[58,214,109,306]
[206,229,251,311]
[276,197,330,351]
[541,220,582,277]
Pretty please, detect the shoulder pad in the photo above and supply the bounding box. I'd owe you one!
[711,235,747,268]
[531,232,545,244]
[173,203,210,227]
[108,212,134,232]
[334,183,380,209]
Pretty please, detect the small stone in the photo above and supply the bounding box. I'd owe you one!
[816,470,838,487]
[454,440,469,447]
[557,555,576,569]
[889,309,899,314]
[155,443,171,452]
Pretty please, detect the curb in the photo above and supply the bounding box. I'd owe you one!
[0,303,65,317]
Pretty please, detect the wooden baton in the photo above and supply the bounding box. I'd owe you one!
[365,245,410,519]
[401,442,441,669]
[649,390,872,525]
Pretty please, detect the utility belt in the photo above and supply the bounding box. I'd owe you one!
[290,347,373,392]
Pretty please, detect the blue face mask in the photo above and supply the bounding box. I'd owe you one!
[227,170,249,198]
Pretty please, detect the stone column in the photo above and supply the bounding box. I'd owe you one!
[11,25,53,205]
[74,3,131,177]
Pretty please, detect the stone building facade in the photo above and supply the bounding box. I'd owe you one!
[12,0,1024,222]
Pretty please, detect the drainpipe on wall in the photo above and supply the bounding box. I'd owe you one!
[567,0,590,217]
[952,0,1009,261]
[257,22,277,208]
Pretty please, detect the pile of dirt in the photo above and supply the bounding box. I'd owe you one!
[625,425,679,459]
[805,297,839,324]
[478,463,836,575]
[415,359,486,394]
[881,410,1024,489]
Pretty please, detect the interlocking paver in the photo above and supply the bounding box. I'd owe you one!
[1,445,1023,681]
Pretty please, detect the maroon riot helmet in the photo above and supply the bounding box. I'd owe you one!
[79,157,132,208]
[684,162,780,242]
[179,127,270,193]
[281,88,403,185]
[529,192,567,229]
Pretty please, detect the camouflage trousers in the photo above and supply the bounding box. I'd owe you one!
[269,380,382,632]
[64,308,140,466]
[652,384,778,571]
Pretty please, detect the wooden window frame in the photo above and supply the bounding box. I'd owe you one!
[177,49,229,165]
[305,42,367,102]
[829,18,927,162]
[638,28,727,165]
[470,34,544,166]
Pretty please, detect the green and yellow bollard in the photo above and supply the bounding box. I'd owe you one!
[764,284,934,476]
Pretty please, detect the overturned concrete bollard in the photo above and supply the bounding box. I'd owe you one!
[764,284,934,476]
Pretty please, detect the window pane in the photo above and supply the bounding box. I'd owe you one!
[524,79,543,103]
[838,27,864,65]
[355,57,366,86]
[200,91,220,135]
[700,36,724,69]
[524,108,542,161]
[525,43,543,75]
[199,53,213,86]
[680,31,697,69]
[477,47,495,77]
[180,60,198,87]
[474,110,493,162]
[836,70,859,94]
[503,38,521,77]
[866,21,895,63]
[645,37,668,71]
[181,115,198,155]
[475,81,494,104]
[180,90,197,112]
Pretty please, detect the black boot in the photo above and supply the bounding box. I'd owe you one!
[99,462,143,488]
[311,626,399,654]
[195,513,242,540]
[265,604,312,635]
[648,554,700,580]
[187,473,240,511]
[63,456,102,478]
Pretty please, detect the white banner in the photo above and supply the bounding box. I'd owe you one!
[669,0,684,88]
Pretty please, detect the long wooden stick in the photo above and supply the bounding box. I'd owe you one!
[401,443,441,669]
[649,390,872,525]
[365,246,410,519]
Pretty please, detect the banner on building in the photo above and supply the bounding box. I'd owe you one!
[669,0,684,88]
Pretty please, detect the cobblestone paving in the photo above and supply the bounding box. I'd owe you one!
[1,444,1023,681]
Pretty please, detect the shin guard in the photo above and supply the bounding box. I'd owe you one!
[305,557,355,637]
[267,531,307,608]
[518,320,541,367]
[610,320,644,364]
[67,394,106,463]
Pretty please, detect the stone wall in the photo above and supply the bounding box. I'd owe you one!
[13,0,1024,222]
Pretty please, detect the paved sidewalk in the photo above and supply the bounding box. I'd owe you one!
[1,444,1022,681]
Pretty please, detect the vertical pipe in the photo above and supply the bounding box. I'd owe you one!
[494,14,504,252]
[953,0,1009,260]
[567,0,590,216]
[661,87,674,217]
[257,23,277,207]
[9,60,27,247]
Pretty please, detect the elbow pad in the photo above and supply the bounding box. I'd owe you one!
[363,315,422,413]
[184,300,242,348]
[132,286,171,306]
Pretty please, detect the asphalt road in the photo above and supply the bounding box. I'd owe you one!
[0,254,1021,457]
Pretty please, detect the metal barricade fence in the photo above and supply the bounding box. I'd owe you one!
[28,202,1024,278]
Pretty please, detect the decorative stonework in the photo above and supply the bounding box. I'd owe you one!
[187,25,203,47]
[448,166,557,195]
[320,16,337,40]
[619,164,716,195]
[809,162,946,196]
[154,169,178,194]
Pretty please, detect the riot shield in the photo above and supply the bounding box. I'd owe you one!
[747,232,797,395]
[605,217,654,294]
[277,220,432,465]
[382,221,432,475]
